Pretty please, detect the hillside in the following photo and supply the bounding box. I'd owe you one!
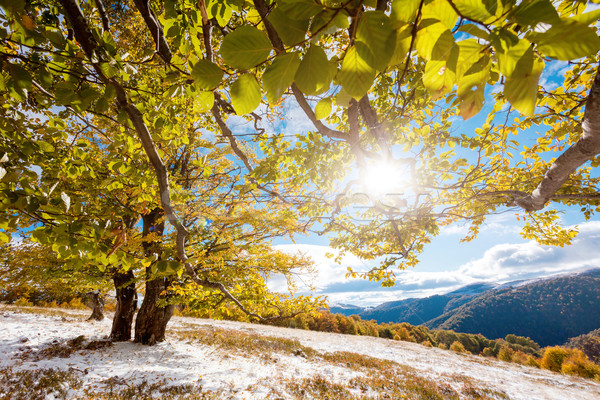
[356,283,495,325]
[1,305,600,400]
[329,270,600,347]
[426,270,600,346]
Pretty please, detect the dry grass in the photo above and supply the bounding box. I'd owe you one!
[17,335,112,362]
[1,306,514,399]
[0,367,82,400]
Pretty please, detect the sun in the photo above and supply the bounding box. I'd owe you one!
[361,160,411,199]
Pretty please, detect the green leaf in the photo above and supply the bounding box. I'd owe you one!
[456,39,485,79]
[294,45,331,95]
[54,81,77,105]
[355,11,396,71]
[416,19,455,61]
[277,0,323,20]
[510,0,559,27]
[315,98,332,120]
[220,25,272,69]
[528,22,600,61]
[43,26,67,48]
[504,47,544,116]
[6,62,32,90]
[37,141,55,153]
[263,53,301,103]
[267,7,310,46]
[230,74,261,115]
[0,231,9,244]
[206,0,233,26]
[569,9,600,25]
[390,0,420,28]
[191,59,224,90]
[389,26,412,66]
[423,59,456,99]
[337,46,376,99]
[452,0,498,23]
[155,260,182,275]
[457,24,490,40]
[490,28,530,77]
[458,55,490,96]
[335,88,352,107]
[98,62,118,78]
[194,91,215,113]
[421,0,458,29]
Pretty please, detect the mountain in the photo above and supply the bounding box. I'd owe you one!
[332,282,494,325]
[425,269,600,346]
[328,303,366,316]
[329,269,600,347]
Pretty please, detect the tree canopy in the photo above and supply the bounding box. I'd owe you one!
[1,0,600,343]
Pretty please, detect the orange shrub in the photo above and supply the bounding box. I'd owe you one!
[540,346,570,372]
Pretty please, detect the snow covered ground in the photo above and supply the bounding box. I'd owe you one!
[1,305,599,399]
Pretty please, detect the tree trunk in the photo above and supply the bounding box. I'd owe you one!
[85,290,105,321]
[134,277,174,345]
[109,270,137,341]
[134,208,174,345]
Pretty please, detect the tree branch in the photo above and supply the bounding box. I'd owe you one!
[93,0,110,31]
[132,0,172,63]
[515,62,600,212]
[252,0,347,141]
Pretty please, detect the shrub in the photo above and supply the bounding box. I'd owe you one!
[540,346,570,372]
[561,349,600,379]
[482,347,495,357]
[497,345,514,362]
[422,340,432,347]
[527,356,540,368]
[438,343,448,350]
[67,297,86,309]
[512,351,529,365]
[505,334,540,351]
[14,297,33,307]
[450,341,467,353]
[394,327,410,341]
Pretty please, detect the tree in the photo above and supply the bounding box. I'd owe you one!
[1,0,599,344]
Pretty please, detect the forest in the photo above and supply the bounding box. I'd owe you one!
[2,0,600,352]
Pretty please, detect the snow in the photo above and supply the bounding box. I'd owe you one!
[1,305,600,399]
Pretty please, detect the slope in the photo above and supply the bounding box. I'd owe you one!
[2,305,600,399]
[426,270,600,346]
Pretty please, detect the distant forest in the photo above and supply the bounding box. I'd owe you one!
[332,270,600,347]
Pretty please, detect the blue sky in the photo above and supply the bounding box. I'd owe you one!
[273,213,600,307]
[258,57,598,307]
[218,49,592,308]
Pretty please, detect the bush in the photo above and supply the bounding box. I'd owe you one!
[498,345,514,362]
[505,334,540,351]
[540,346,570,372]
[14,297,32,307]
[394,327,410,341]
[512,351,529,365]
[67,297,86,309]
[527,356,540,368]
[482,347,495,357]
[561,349,600,379]
[438,343,448,350]
[422,340,432,347]
[450,341,467,353]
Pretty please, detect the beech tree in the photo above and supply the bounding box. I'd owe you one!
[1,0,600,344]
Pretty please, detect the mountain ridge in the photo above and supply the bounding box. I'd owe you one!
[328,268,600,346]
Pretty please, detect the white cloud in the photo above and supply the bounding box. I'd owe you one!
[274,221,600,307]
[273,243,371,289]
